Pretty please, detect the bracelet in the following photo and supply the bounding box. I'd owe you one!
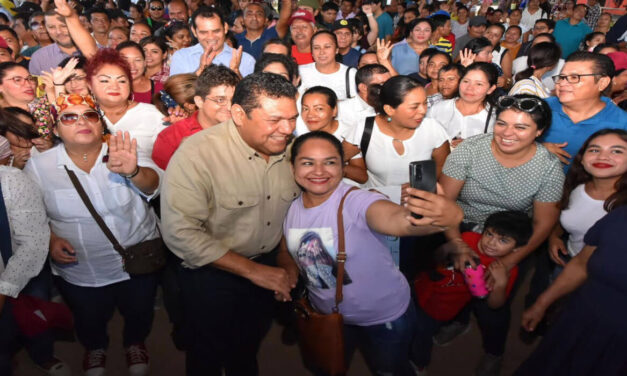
[119,165,140,179]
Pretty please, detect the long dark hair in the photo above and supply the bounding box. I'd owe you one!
[514,42,561,82]
[560,129,627,212]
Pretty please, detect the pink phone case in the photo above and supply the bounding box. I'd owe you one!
[464,264,489,298]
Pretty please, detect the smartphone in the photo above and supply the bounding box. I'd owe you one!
[409,160,437,219]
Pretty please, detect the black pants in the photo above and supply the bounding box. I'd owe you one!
[55,273,158,350]
[177,252,276,376]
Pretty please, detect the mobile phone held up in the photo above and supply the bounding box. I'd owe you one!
[409,160,437,219]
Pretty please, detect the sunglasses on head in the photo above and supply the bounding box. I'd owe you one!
[496,96,543,112]
[58,110,101,126]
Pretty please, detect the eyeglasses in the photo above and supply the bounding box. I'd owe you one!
[3,75,38,86]
[150,6,163,10]
[497,96,544,112]
[205,96,231,106]
[58,110,101,126]
[551,73,601,84]
[29,21,42,29]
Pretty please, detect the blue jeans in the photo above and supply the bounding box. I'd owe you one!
[54,273,158,350]
[343,302,417,376]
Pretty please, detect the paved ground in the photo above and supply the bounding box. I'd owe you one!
[15,272,539,376]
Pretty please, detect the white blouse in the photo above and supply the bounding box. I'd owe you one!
[0,166,50,297]
[24,144,161,287]
[427,98,495,140]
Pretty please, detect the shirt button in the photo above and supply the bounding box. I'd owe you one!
[238,201,243,205]
[267,195,271,200]
[267,221,271,226]
[293,192,297,197]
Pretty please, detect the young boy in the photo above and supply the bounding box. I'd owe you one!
[412,211,533,375]
[430,13,454,55]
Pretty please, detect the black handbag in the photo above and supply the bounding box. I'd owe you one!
[64,166,166,275]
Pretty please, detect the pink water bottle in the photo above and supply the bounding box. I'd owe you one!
[464,262,489,299]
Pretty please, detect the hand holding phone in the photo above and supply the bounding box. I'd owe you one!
[408,160,437,219]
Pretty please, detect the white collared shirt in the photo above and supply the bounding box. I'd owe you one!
[24,144,161,287]
[338,95,376,132]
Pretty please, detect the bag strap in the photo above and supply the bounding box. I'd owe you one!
[333,186,359,312]
[360,116,375,160]
[483,103,494,134]
[63,166,125,254]
[345,67,354,99]
[0,182,13,266]
[150,79,155,97]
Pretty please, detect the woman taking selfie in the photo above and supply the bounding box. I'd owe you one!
[24,93,163,376]
[277,131,463,375]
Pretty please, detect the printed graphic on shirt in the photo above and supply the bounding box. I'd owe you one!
[287,227,352,289]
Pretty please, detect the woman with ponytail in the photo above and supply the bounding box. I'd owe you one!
[509,42,561,98]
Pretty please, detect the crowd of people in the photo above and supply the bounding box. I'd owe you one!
[0,0,626,375]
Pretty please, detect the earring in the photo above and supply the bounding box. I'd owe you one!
[387,117,392,123]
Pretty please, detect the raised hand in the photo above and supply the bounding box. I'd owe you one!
[195,46,218,76]
[361,4,373,15]
[459,48,476,67]
[376,38,393,63]
[54,0,75,17]
[106,131,138,176]
[229,45,243,75]
[52,57,79,85]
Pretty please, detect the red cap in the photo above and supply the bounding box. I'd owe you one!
[289,9,315,25]
[608,52,627,72]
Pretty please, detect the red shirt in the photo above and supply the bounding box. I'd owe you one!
[444,33,456,50]
[291,45,314,65]
[133,80,164,104]
[462,232,519,297]
[152,111,203,169]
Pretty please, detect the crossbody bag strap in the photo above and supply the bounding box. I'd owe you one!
[333,186,359,312]
[345,67,354,99]
[0,182,13,266]
[483,103,494,134]
[63,166,125,254]
[360,116,375,160]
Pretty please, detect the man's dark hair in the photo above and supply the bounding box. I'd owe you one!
[483,211,533,247]
[535,18,555,30]
[355,63,389,87]
[232,72,297,116]
[87,8,110,22]
[566,51,615,78]
[262,38,290,55]
[191,6,226,29]
[419,47,440,62]
[0,14,9,24]
[195,64,241,97]
[254,53,298,83]
[321,2,339,12]
[430,14,450,30]
[149,0,165,6]
[488,22,505,36]
[29,11,45,26]
[108,9,127,21]
[0,25,18,40]
[534,32,556,43]
[439,63,464,77]
[592,43,619,54]
[357,51,377,66]
[457,4,469,13]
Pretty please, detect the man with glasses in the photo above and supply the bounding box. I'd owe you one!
[147,0,166,32]
[29,9,80,76]
[541,51,627,171]
[152,64,240,169]
[22,12,53,58]
[517,18,554,58]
